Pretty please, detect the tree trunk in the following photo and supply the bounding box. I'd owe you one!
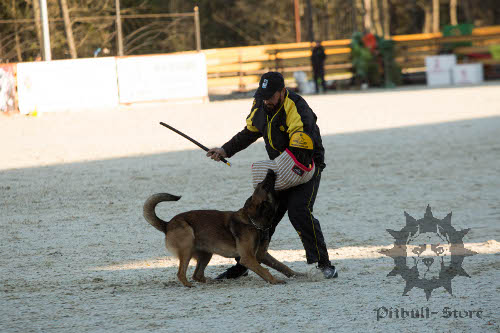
[422,0,432,34]
[11,0,22,62]
[372,0,383,36]
[432,0,440,33]
[323,2,332,41]
[363,0,373,33]
[32,0,43,57]
[58,0,77,58]
[353,0,365,33]
[450,0,458,25]
[306,0,314,42]
[382,0,390,37]
[462,0,472,23]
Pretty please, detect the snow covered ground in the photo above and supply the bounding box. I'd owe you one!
[1,83,499,332]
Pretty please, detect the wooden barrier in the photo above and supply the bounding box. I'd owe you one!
[202,25,500,90]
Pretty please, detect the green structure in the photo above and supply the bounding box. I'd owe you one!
[350,32,401,88]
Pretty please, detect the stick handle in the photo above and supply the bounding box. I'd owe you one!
[159,122,231,166]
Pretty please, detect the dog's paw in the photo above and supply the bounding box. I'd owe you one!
[181,281,194,288]
[270,278,286,285]
[193,276,207,283]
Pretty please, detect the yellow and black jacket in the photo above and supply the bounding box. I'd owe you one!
[222,89,326,170]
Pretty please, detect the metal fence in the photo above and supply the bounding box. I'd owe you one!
[0,9,200,63]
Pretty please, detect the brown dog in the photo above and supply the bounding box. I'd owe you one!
[143,170,302,287]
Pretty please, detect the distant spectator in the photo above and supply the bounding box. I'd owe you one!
[311,41,326,93]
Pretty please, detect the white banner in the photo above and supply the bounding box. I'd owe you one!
[452,64,484,85]
[116,53,208,104]
[425,55,457,73]
[17,58,119,114]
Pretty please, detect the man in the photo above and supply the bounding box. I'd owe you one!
[207,72,337,279]
[311,41,326,93]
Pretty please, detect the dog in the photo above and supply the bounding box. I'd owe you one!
[143,169,302,287]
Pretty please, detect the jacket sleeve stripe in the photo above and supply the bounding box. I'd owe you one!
[284,98,304,136]
[246,107,260,132]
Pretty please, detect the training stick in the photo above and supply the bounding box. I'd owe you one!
[159,122,231,167]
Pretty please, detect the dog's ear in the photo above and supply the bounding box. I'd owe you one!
[243,196,252,209]
[266,169,276,181]
[267,192,278,213]
[262,169,276,192]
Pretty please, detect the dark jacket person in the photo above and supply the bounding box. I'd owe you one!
[311,41,327,93]
[207,72,338,280]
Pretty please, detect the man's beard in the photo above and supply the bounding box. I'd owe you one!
[264,95,283,114]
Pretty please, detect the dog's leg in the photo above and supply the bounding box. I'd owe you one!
[177,247,194,287]
[237,241,285,284]
[166,220,195,287]
[192,251,212,283]
[239,254,285,284]
[255,240,303,278]
[259,252,305,278]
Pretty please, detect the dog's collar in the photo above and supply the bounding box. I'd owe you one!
[248,215,269,231]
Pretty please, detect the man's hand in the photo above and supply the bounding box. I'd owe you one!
[206,147,227,162]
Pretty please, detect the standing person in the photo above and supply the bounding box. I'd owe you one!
[207,72,338,279]
[311,41,327,93]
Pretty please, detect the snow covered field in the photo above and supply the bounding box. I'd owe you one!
[1,83,499,332]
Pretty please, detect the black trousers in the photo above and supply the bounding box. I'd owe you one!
[268,168,331,266]
[313,68,326,93]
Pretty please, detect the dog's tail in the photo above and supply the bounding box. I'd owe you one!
[143,193,181,233]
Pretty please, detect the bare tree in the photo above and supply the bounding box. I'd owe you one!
[372,0,383,35]
[31,0,43,56]
[432,0,440,32]
[59,0,77,58]
[462,0,472,23]
[352,0,365,33]
[450,0,458,25]
[11,0,22,61]
[363,0,373,32]
[417,0,432,33]
[382,0,390,36]
[3,0,500,64]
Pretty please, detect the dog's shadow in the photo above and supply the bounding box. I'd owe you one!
[152,262,326,289]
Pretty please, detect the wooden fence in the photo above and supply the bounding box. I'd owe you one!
[201,25,500,89]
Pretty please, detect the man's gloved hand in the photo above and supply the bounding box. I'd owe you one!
[206,147,227,162]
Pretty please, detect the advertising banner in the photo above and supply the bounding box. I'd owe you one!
[17,58,119,114]
[116,53,208,104]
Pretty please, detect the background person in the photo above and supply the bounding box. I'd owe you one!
[207,71,338,280]
[311,41,327,94]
